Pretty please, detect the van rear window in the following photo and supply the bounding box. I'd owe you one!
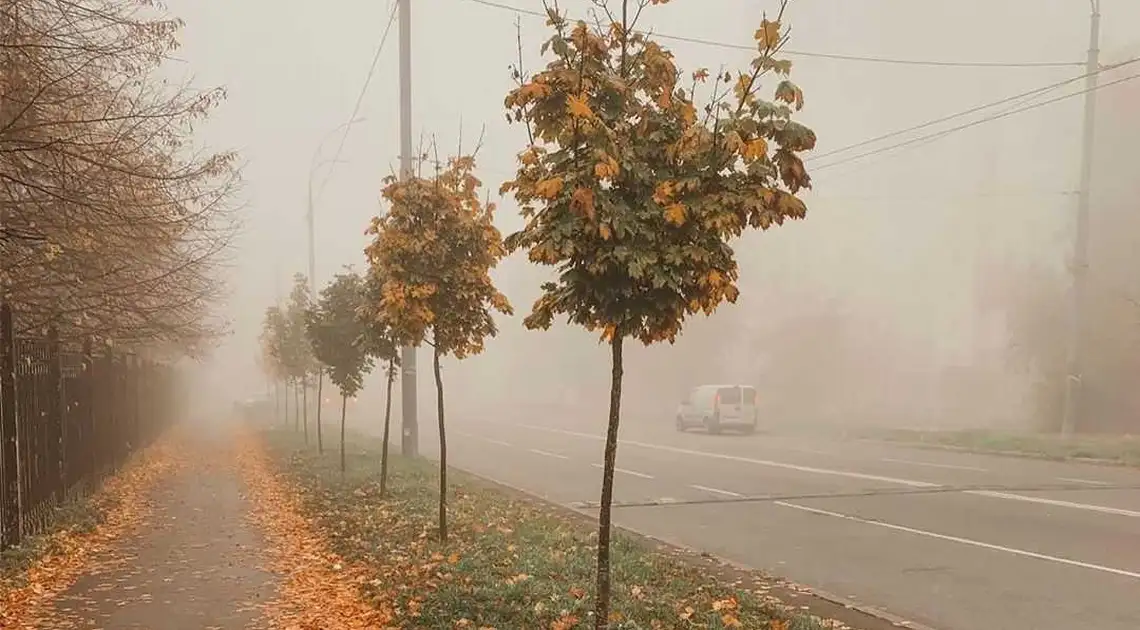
[718,387,742,404]
[742,387,756,404]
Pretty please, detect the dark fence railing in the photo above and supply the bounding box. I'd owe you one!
[0,302,176,551]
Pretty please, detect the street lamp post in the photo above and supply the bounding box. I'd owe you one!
[307,116,365,298]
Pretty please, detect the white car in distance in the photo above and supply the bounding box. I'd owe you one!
[675,384,759,435]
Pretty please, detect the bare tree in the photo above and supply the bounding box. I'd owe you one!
[0,0,239,355]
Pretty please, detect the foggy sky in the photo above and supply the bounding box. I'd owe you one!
[168,0,1140,423]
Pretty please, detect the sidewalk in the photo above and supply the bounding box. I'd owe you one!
[42,420,276,629]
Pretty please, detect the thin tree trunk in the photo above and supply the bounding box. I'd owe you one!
[340,393,347,478]
[293,380,300,432]
[380,360,395,498]
[302,375,310,445]
[316,369,324,454]
[275,380,281,424]
[593,334,624,630]
[433,345,447,543]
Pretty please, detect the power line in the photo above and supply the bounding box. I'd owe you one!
[463,0,1082,69]
[315,2,400,200]
[812,70,1140,172]
[809,57,1140,163]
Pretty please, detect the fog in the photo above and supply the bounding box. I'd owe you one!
[178,0,1140,435]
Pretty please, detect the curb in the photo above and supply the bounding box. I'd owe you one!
[858,438,1133,468]
[452,465,941,630]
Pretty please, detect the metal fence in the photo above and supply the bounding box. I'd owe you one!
[0,302,176,551]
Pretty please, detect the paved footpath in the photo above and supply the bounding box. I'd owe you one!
[46,419,276,630]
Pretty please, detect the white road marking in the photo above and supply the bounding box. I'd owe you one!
[514,423,939,488]
[591,463,654,479]
[965,490,1140,519]
[879,457,988,472]
[1057,477,1111,486]
[529,448,568,460]
[774,500,1140,580]
[690,484,743,498]
[507,423,1140,519]
[455,430,510,447]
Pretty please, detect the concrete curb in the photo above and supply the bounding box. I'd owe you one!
[858,438,1134,468]
[452,464,942,630]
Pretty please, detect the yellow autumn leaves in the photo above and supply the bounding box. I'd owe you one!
[364,155,512,359]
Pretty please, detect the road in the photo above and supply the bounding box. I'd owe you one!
[411,415,1140,630]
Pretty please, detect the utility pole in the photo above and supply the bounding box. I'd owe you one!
[1061,0,1101,437]
[398,0,418,457]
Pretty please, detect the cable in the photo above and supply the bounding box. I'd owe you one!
[812,70,1140,173]
[809,57,1140,164]
[315,2,399,201]
[462,0,1082,69]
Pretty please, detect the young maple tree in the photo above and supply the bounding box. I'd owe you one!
[501,1,815,625]
[285,273,318,441]
[358,271,402,498]
[260,306,290,423]
[306,270,375,476]
[364,153,512,542]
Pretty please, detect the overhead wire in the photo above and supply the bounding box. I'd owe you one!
[811,70,1140,172]
[808,57,1140,164]
[315,1,400,201]
[462,0,1082,69]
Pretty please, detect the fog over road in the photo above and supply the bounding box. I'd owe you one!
[405,417,1140,630]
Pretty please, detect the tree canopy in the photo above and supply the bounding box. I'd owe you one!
[502,0,815,345]
[282,273,317,383]
[0,0,239,356]
[364,154,513,357]
[306,271,374,398]
[259,305,289,383]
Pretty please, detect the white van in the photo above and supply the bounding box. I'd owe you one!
[675,384,758,434]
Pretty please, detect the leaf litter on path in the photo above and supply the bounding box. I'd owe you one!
[235,426,396,629]
[0,435,182,628]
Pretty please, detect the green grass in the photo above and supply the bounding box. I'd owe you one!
[263,429,837,630]
[866,428,1140,466]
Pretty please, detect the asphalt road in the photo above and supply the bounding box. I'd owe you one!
[411,415,1140,630]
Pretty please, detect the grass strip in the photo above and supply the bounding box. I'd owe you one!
[262,428,844,630]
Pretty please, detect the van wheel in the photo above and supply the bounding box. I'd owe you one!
[675,415,686,432]
[705,415,722,435]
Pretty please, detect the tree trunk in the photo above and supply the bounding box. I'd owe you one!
[380,360,396,498]
[340,393,347,478]
[593,334,624,630]
[433,345,447,543]
[293,380,300,432]
[275,380,281,424]
[316,369,324,454]
[302,375,310,445]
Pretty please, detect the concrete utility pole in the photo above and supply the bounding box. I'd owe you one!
[398,0,418,456]
[1061,0,1101,437]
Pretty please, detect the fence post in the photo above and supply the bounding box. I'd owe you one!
[81,339,94,489]
[0,303,19,550]
[46,328,63,505]
[104,348,117,473]
[128,355,139,454]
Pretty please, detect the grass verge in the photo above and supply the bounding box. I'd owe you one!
[0,489,104,585]
[865,428,1140,466]
[262,428,843,630]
